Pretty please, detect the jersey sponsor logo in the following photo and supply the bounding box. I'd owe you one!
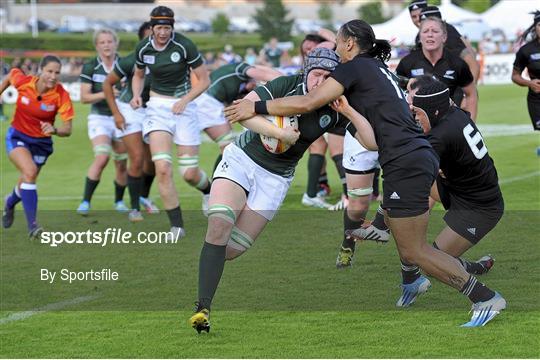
[92,74,106,83]
[170,52,181,63]
[530,53,540,61]
[390,192,400,200]
[443,70,455,80]
[21,96,30,105]
[467,227,476,235]
[411,68,424,76]
[143,55,155,64]
[319,114,331,128]
[40,103,56,112]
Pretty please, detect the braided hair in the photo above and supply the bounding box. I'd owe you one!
[339,20,392,63]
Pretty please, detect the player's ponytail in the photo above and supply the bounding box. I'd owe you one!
[369,38,392,63]
[520,10,540,44]
[340,20,391,63]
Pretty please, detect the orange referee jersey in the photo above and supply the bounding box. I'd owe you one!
[9,68,74,138]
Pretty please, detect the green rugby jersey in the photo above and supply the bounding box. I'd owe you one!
[80,56,119,115]
[207,62,252,104]
[235,74,348,177]
[113,52,151,105]
[135,32,203,97]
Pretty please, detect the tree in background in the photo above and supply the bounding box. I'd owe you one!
[253,0,294,41]
[212,12,230,36]
[357,2,388,25]
[318,2,334,31]
[452,0,499,13]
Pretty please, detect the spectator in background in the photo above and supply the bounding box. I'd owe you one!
[264,37,283,68]
[220,44,241,64]
[244,47,257,65]
[204,51,217,70]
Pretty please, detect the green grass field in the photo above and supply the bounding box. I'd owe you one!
[0,84,539,358]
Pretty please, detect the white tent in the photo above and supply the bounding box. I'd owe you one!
[481,0,537,40]
[373,0,482,45]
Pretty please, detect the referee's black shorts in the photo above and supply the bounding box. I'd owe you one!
[382,147,439,218]
[437,180,504,244]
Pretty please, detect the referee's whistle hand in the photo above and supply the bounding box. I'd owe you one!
[225,99,255,123]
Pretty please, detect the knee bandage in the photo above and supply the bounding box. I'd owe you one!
[178,154,199,176]
[228,226,254,251]
[93,144,112,157]
[152,152,172,163]
[112,151,128,161]
[207,204,236,224]
[215,132,235,147]
[347,187,373,198]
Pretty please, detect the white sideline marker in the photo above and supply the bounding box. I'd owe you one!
[499,171,540,185]
[0,295,99,325]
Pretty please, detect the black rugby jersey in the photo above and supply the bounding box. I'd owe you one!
[428,106,501,207]
[396,48,473,103]
[330,54,430,167]
[514,40,540,99]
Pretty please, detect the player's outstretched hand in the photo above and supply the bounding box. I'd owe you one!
[225,99,255,123]
[130,96,143,110]
[114,113,126,131]
[280,127,300,146]
[330,95,351,115]
[172,98,188,114]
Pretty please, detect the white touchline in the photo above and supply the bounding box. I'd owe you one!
[0,295,99,325]
[499,171,540,185]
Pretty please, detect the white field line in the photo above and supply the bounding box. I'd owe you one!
[499,170,540,185]
[0,295,99,325]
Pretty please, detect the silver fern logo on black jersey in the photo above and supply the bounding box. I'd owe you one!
[171,52,181,63]
[319,114,331,128]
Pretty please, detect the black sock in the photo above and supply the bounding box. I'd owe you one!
[459,258,489,275]
[200,180,211,195]
[198,242,227,311]
[212,154,223,175]
[372,205,388,230]
[166,206,184,228]
[331,154,347,196]
[460,275,495,303]
[342,210,364,252]
[127,175,143,210]
[114,181,126,203]
[141,172,155,198]
[307,154,325,197]
[372,168,380,197]
[401,260,421,284]
[83,177,99,202]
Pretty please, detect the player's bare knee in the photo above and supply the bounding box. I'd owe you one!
[21,166,38,183]
[206,218,233,245]
[182,167,200,184]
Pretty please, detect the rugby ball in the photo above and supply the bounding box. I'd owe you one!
[260,115,298,154]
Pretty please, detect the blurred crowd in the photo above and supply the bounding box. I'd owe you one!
[0,33,523,80]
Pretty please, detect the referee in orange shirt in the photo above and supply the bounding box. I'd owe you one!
[1,55,74,239]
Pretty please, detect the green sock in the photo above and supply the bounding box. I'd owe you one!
[198,242,227,310]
